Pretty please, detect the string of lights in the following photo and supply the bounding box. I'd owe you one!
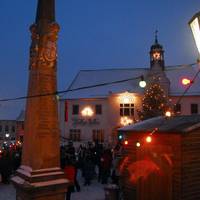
[0,62,198,103]
[175,67,200,106]
[0,75,144,102]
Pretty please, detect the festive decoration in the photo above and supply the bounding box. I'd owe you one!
[137,83,170,120]
[81,106,94,117]
[120,116,133,126]
[136,142,141,147]
[165,111,172,117]
[124,140,129,145]
[119,92,134,104]
[146,136,152,143]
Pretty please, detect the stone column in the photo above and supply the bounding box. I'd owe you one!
[11,1,68,199]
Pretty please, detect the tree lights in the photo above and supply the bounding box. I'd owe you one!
[137,83,170,120]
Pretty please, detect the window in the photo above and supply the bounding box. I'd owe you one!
[0,125,2,132]
[5,125,9,132]
[174,104,181,114]
[191,104,198,114]
[72,105,79,115]
[120,104,134,116]
[12,126,15,132]
[69,129,81,141]
[95,105,102,115]
[92,129,104,143]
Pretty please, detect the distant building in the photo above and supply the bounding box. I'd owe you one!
[16,110,25,142]
[0,120,16,145]
[59,38,200,144]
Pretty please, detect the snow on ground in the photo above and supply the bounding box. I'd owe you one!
[0,171,105,200]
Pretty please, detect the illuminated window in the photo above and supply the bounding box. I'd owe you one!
[69,129,81,141]
[95,105,102,115]
[72,105,79,115]
[120,104,134,116]
[92,129,104,143]
[191,104,198,114]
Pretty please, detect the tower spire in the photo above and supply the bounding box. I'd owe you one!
[155,30,158,44]
[36,0,55,23]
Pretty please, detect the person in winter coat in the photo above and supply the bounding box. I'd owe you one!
[64,158,76,200]
[100,149,112,184]
[83,156,95,186]
[0,150,12,184]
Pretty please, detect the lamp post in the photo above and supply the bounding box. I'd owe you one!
[189,11,200,57]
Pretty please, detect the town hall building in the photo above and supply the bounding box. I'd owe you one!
[59,37,200,144]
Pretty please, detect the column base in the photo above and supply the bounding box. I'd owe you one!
[11,165,69,200]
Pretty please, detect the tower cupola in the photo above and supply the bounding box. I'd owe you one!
[150,31,165,69]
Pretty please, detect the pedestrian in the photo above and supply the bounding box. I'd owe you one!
[64,158,76,200]
[83,155,95,186]
[100,149,112,184]
[0,150,12,184]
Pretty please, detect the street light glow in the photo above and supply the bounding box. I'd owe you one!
[189,12,200,55]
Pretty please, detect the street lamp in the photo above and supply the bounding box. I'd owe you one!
[189,11,200,55]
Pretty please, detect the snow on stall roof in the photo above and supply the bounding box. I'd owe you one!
[62,65,200,99]
[118,115,200,133]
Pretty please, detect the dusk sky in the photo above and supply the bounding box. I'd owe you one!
[0,0,200,119]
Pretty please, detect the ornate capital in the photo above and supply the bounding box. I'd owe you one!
[29,22,60,70]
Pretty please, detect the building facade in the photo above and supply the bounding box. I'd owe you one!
[59,38,200,144]
[0,120,16,146]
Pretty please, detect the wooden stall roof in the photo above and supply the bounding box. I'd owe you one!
[118,115,200,133]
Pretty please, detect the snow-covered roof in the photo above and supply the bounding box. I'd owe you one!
[118,115,200,133]
[62,65,200,99]
[16,110,25,121]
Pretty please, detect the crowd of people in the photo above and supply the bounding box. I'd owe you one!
[0,140,122,200]
[61,141,122,200]
[0,145,22,184]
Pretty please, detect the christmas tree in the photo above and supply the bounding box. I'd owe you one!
[138,83,170,120]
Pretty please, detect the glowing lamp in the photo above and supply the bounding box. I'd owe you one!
[124,140,129,145]
[165,111,172,117]
[0,150,2,153]
[139,80,147,88]
[81,107,94,117]
[182,78,191,86]
[146,136,152,143]
[118,134,123,140]
[5,133,10,138]
[189,12,200,55]
[136,142,141,147]
[139,76,146,88]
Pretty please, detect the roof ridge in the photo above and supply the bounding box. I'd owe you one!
[79,67,148,72]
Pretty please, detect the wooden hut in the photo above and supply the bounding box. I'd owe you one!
[118,115,200,200]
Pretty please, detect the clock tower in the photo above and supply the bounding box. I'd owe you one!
[150,30,165,70]
[147,31,170,96]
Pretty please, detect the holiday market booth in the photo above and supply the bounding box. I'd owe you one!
[118,115,200,200]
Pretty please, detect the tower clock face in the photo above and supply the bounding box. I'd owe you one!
[152,52,161,60]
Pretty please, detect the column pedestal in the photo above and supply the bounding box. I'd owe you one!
[12,165,69,200]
